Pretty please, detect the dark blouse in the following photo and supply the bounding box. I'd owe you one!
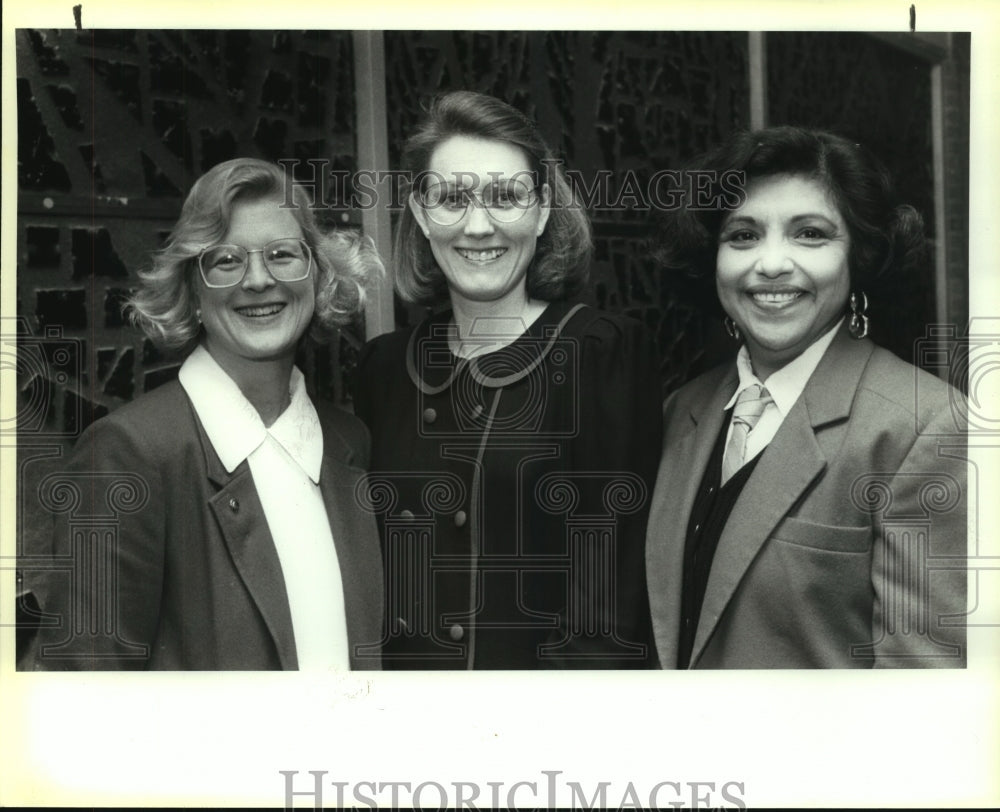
[354,301,663,669]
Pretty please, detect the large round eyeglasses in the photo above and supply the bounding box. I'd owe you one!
[198,238,313,289]
[416,181,541,226]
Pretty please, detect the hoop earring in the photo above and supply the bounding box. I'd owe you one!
[849,291,869,340]
[724,316,741,341]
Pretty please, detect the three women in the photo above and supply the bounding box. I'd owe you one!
[28,99,966,672]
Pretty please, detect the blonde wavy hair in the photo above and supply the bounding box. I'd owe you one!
[128,157,382,353]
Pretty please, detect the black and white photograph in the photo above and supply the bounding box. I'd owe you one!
[2,0,998,807]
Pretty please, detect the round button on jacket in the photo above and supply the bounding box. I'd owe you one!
[422,407,437,424]
[449,624,465,641]
[228,497,239,513]
[454,510,467,527]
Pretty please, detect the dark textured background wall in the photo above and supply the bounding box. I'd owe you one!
[14,31,969,569]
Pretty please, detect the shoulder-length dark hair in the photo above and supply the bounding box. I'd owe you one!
[394,90,592,306]
[652,126,927,315]
[128,157,382,354]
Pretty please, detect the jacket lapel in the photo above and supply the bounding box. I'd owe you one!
[195,408,299,670]
[319,455,383,670]
[689,327,876,666]
[647,364,736,667]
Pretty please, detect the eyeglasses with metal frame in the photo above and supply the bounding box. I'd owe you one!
[197,238,313,288]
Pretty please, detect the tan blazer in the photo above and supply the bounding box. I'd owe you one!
[646,325,967,668]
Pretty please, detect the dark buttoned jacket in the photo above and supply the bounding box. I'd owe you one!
[355,302,662,669]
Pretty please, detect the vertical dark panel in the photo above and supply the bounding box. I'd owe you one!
[766,32,939,365]
[939,33,970,335]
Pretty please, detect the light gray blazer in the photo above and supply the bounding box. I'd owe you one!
[646,325,967,668]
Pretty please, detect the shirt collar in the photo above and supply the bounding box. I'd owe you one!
[405,301,578,393]
[268,367,323,483]
[179,345,323,483]
[724,317,844,416]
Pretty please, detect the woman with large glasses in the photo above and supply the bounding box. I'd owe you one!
[27,157,385,670]
[353,91,662,669]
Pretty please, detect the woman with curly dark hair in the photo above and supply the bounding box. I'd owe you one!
[645,126,967,669]
[355,91,661,669]
[29,158,385,670]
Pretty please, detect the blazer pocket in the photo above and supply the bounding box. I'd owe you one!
[772,516,872,553]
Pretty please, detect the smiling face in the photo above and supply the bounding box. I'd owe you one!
[716,173,852,379]
[408,135,550,310]
[197,195,315,382]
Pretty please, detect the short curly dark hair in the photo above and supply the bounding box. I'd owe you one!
[651,126,927,316]
[394,90,593,306]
